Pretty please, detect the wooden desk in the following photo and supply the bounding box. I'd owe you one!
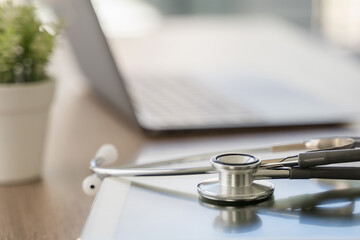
[0,39,146,239]
[0,37,359,239]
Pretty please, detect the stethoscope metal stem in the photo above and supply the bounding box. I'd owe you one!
[256,169,290,179]
[91,160,292,179]
[91,164,216,177]
[91,165,291,178]
[271,137,356,152]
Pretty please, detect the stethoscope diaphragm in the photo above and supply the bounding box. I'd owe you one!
[197,154,274,204]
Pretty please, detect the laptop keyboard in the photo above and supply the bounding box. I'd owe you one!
[125,74,257,129]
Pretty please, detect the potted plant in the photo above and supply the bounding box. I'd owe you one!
[0,2,58,183]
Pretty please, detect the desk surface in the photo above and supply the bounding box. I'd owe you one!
[1,34,360,239]
[0,39,144,240]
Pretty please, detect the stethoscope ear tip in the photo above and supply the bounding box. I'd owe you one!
[95,144,118,166]
[82,174,102,196]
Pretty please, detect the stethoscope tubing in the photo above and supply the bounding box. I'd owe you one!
[91,162,360,180]
[84,137,360,200]
[90,137,360,179]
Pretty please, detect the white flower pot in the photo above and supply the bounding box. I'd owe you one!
[0,80,55,184]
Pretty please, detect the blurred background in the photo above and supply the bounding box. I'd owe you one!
[32,0,360,129]
[77,0,360,123]
[88,0,360,53]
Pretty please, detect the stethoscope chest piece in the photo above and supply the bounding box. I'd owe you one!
[197,153,274,204]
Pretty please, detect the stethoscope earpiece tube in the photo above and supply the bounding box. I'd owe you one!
[298,148,360,168]
[290,167,360,180]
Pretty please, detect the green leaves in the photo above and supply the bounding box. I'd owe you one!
[0,2,58,83]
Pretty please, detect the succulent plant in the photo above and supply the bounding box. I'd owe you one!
[0,1,58,83]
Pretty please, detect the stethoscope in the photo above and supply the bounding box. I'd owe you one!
[82,137,360,205]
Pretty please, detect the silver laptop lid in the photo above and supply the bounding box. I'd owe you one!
[53,0,139,127]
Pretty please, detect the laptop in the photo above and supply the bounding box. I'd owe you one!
[54,0,358,135]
